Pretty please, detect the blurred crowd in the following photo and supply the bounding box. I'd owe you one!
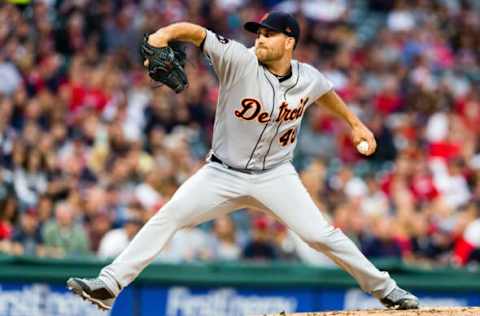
[0,0,480,269]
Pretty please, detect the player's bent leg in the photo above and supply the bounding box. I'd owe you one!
[250,163,418,309]
[67,163,249,309]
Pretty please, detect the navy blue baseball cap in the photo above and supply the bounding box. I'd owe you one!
[244,11,300,45]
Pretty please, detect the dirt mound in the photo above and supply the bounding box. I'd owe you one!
[267,307,480,316]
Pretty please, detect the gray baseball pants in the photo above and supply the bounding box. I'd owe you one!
[99,162,396,298]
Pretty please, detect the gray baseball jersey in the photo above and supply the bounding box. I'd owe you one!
[202,30,333,171]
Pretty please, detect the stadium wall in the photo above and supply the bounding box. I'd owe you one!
[0,255,479,315]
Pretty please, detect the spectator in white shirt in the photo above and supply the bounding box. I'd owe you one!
[97,215,143,258]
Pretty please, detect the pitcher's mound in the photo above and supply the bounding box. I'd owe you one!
[268,307,480,316]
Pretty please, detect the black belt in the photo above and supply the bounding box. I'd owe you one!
[210,154,259,174]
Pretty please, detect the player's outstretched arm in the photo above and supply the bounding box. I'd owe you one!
[315,90,377,155]
[315,90,361,128]
[148,22,206,48]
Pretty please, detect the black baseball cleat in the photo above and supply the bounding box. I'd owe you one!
[380,287,420,310]
[67,277,116,311]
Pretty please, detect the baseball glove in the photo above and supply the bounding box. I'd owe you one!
[140,34,188,93]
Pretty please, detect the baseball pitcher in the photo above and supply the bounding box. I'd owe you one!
[67,12,419,311]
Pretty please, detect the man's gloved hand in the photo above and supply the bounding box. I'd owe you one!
[140,34,188,93]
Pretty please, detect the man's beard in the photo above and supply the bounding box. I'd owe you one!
[255,47,282,63]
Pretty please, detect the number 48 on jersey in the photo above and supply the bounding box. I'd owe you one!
[279,127,297,146]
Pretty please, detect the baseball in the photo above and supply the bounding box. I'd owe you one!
[357,141,369,154]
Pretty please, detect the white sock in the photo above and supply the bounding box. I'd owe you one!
[98,271,122,296]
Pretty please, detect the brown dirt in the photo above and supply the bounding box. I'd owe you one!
[262,307,480,316]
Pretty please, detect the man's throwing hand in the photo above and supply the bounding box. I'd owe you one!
[351,124,377,156]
